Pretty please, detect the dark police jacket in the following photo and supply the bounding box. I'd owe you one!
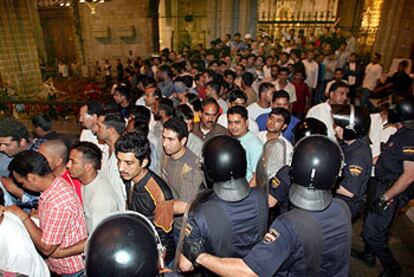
[184,188,268,276]
[243,198,352,277]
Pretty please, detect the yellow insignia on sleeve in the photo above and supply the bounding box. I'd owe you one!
[185,224,193,237]
[271,177,281,189]
[263,228,280,244]
[349,165,363,176]
[402,147,414,155]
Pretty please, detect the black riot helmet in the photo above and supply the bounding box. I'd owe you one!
[289,135,344,211]
[331,104,371,140]
[388,96,414,129]
[85,212,164,277]
[292,118,328,145]
[202,135,250,202]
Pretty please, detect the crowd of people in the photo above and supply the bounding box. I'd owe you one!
[0,28,413,277]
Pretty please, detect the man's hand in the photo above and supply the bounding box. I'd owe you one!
[1,176,24,198]
[182,238,205,266]
[30,209,39,219]
[370,195,391,214]
[179,254,195,272]
[6,205,28,221]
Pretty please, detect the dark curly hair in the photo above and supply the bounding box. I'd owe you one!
[115,132,151,167]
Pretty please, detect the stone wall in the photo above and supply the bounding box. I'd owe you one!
[0,0,43,96]
[159,0,258,51]
[373,0,414,71]
[77,0,154,75]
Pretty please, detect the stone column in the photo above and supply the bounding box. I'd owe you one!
[0,0,43,96]
[373,0,414,70]
[336,0,364,31]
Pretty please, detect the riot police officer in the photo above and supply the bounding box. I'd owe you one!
[268,117,328,212]
[354,97,414,276]
[183,135,352,276]
[85,211,179,277]
[179,135,268,275]
[332,104,372,221]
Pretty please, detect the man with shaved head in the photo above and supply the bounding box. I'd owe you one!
[38,140,82,203]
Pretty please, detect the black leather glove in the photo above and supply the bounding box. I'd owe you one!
[182,238,205,266]
[370,195,389,214]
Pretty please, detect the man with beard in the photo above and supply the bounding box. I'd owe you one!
[307,81,349,139]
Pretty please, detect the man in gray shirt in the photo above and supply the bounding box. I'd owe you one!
[161,117,205,237]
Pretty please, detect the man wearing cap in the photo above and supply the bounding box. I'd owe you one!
[173,81,190,106]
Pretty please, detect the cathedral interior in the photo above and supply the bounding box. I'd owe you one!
[0,0,414,276]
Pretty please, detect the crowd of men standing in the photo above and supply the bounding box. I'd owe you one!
[0,28,413,277]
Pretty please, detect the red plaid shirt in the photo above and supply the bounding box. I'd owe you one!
[38,177,87,274]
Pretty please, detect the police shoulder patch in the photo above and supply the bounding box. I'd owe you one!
[185,224,193,237]
[349,165,363,176]
[271,177,281,189]
[263,228,280,244]
[402,146,414,155]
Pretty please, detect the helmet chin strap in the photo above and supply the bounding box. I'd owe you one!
[346,104,355,131]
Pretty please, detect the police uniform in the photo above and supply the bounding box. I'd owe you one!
[362,127,414,269]
[243,198,352,277]
[184,188,268,275]
[268,165,292,215]
[336,136,372,220]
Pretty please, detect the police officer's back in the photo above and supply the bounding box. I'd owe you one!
[268,118,328,215]
[183,136,352,277]
[181,136,268,275]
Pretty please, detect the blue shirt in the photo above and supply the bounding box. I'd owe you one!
[1,146,39,210]
[243,199,352,277]
[256,113,300,142]
[239,132,263,181]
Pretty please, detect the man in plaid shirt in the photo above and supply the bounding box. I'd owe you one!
[6,150,87,277]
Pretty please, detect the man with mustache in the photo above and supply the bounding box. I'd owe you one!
[192,98,229,142]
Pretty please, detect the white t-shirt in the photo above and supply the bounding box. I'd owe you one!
[102,152,127,211]
[218,98,228,114]
[257,132,293,163]
[82,172,120,233]
[369,113,397,159]
[247,102,271,120]
[306,101,336,139]
[302,59,319,89]
[79,129,108,153]
[362,63,382,91]
[217,113,260,133]
[274,81,297,103]
[0,212,50,277]
[263,65,272,78]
